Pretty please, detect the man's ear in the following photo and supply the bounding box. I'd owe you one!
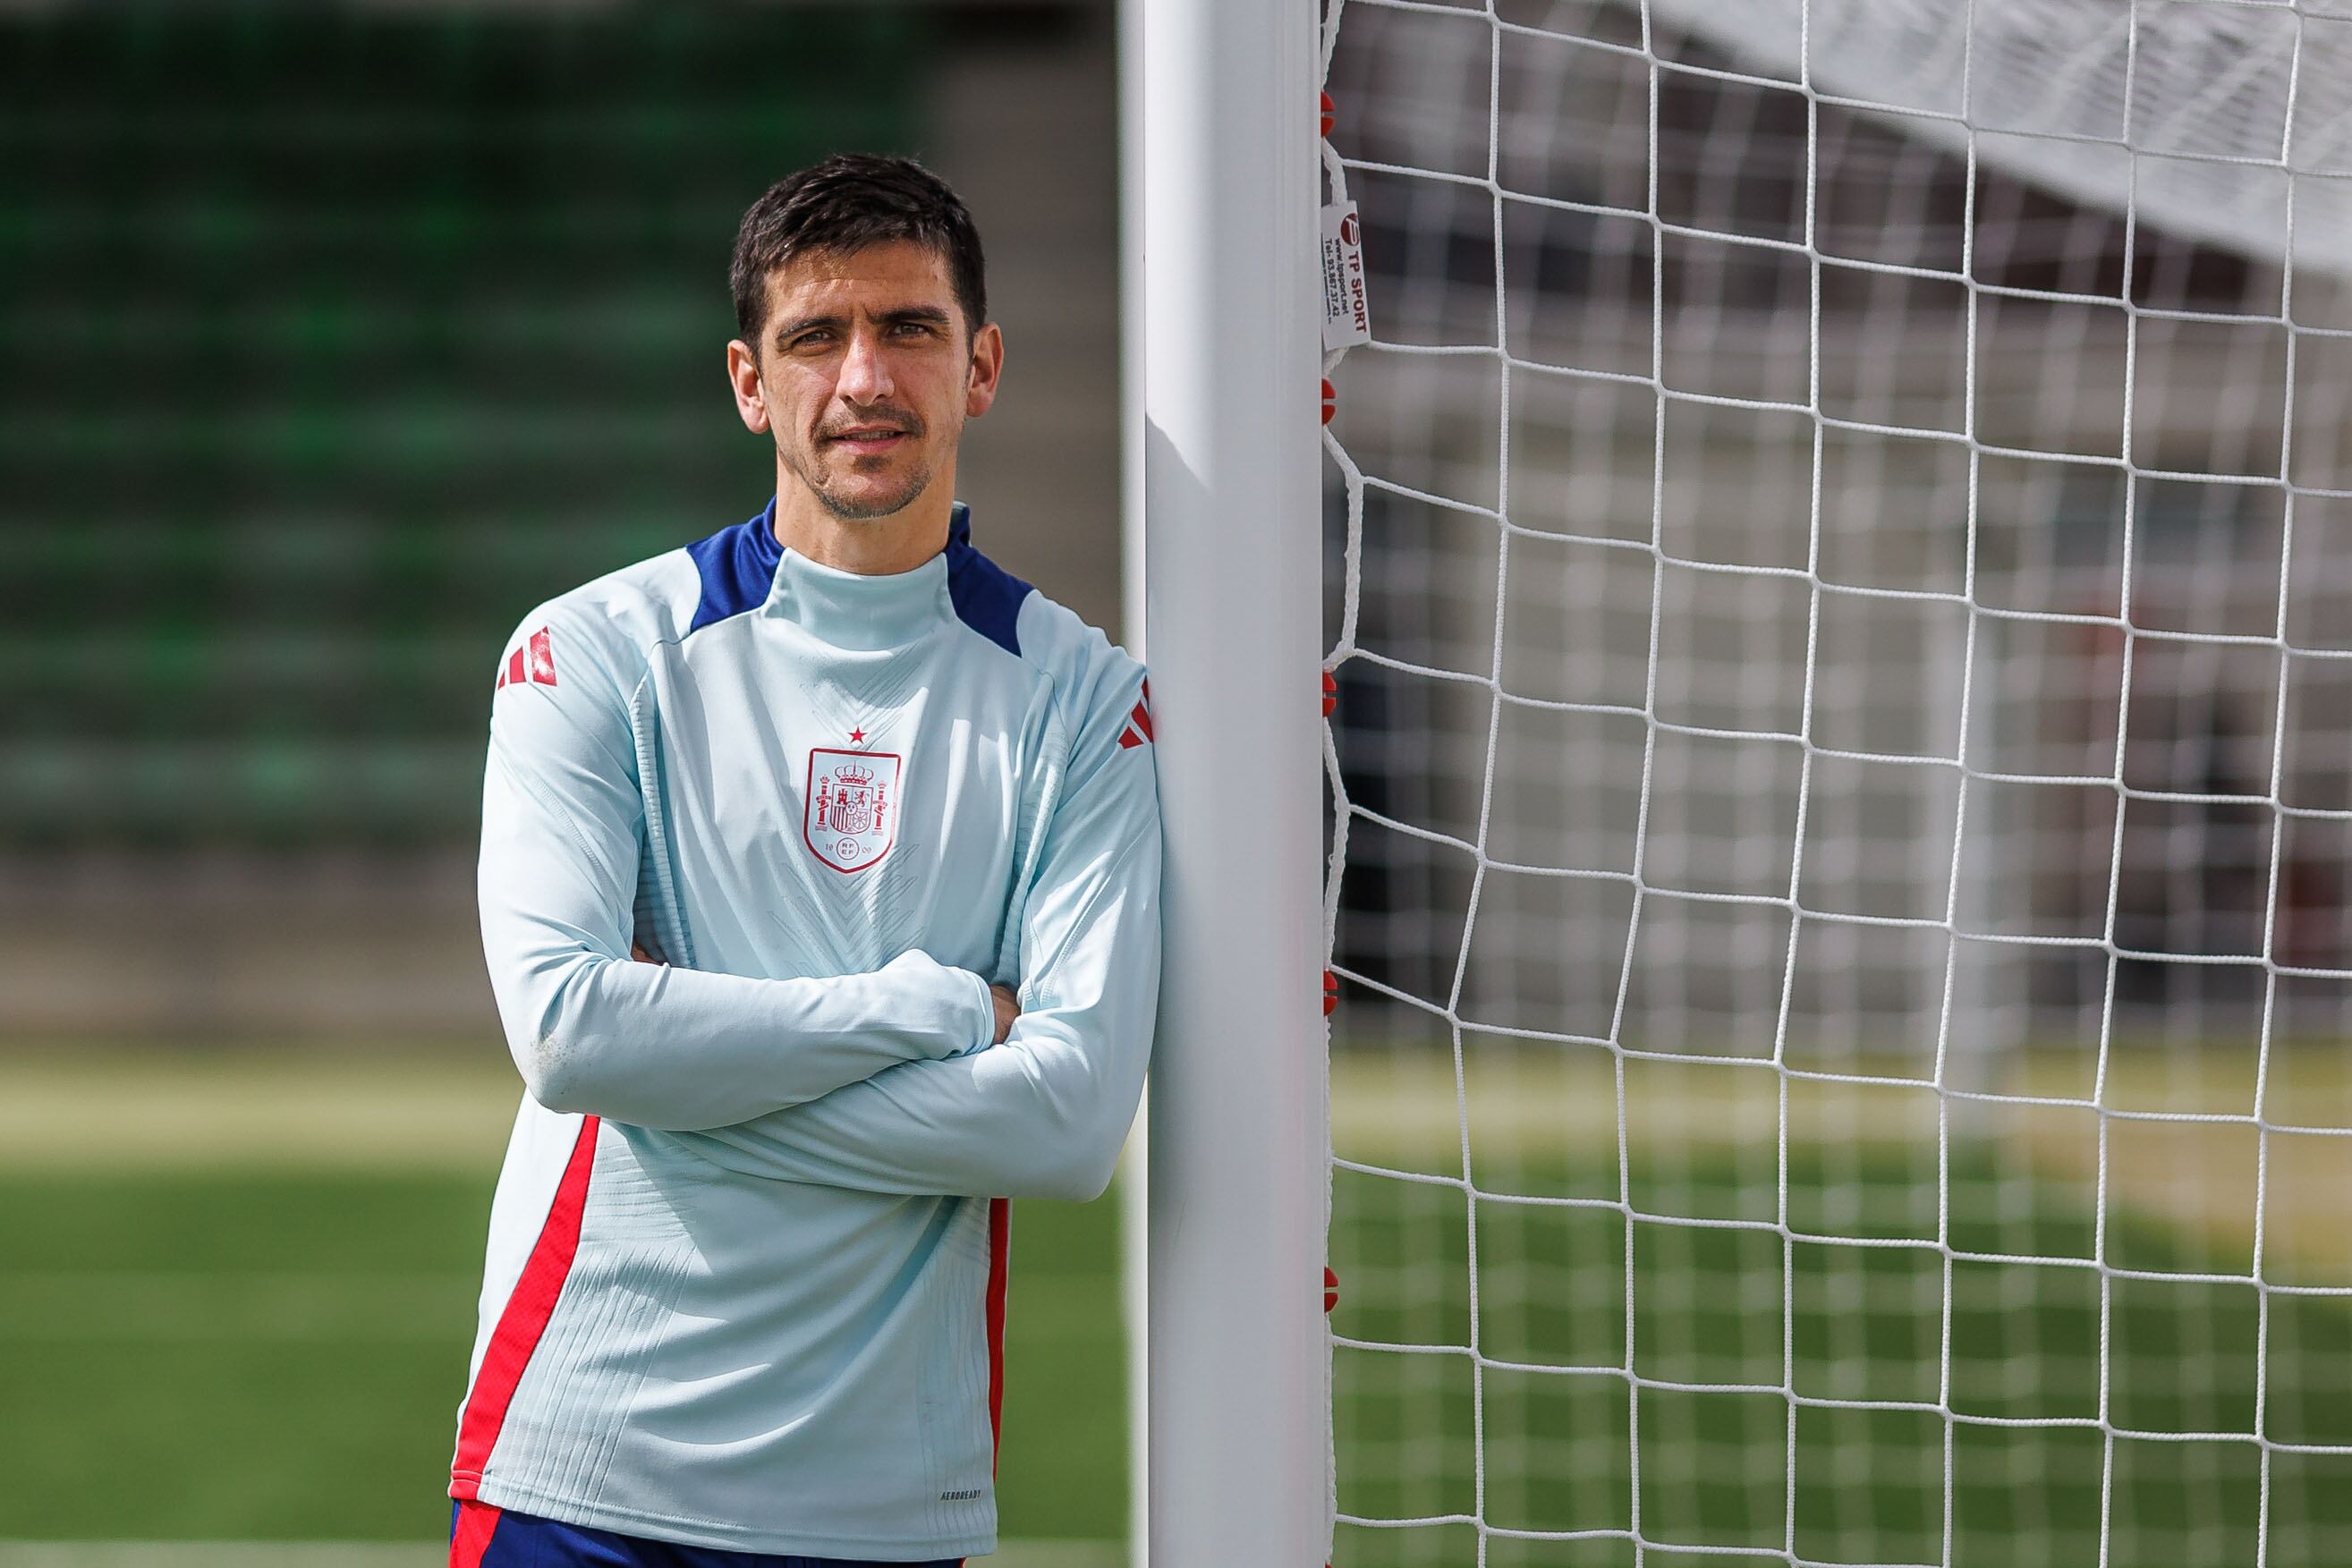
[965,322,1004,419]
[726,339,771,435]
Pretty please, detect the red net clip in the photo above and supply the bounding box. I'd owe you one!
[1322,669,1337,716]
[1320,90,1335,138]
[1320,377,1336,426]
[1323,969,1338,1017]
[1324,1266,1340,1314]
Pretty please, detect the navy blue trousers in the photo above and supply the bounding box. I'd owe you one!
[451,1500,964,1568]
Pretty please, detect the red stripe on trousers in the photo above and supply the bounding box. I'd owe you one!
[986,1197,1012,1473]
[449,1500,503,1568]
[448,1115,600,1498]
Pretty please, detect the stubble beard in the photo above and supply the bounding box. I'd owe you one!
[781,421,945,524]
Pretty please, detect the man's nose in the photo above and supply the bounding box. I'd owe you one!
[836,326,895,403]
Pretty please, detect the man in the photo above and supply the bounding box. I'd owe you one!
[447,154,1160,1567]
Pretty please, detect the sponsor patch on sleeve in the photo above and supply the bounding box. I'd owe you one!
[495,626,560,691]
[1117,678,1154,750]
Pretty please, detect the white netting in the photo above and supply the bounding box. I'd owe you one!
[1316,3,2352,1565]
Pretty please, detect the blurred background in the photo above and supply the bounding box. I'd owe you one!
[13,0,2352,1564]
[1319,4,2352,1566]
[0,2,1124,1561]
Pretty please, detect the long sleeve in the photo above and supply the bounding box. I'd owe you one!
[677,660,1163,1202]
[478,609,997,1131]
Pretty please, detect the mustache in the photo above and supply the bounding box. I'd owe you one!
[820,414,921,441]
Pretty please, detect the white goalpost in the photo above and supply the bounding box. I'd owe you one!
[1137,0,1329,1563]
[1142,0,2352,1564]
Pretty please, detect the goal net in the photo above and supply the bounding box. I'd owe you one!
[1315,3,2352,1564]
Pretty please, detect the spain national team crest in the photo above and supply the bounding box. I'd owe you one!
[804,749,902,874]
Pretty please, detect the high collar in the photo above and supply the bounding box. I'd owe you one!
[760,496,962,652]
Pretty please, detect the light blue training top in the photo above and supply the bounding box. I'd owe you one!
[451,498,1161,1559]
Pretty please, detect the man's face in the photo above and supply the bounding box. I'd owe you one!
[732,240,999,523]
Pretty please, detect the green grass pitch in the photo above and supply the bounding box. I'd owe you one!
[5,1050,2348,1566]
[0,1104,1124,1546]
[1329,1144,2352,1568]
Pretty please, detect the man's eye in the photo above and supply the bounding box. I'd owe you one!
[893,321,933,337]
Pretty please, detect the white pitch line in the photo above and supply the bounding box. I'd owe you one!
[0,1271,1123,1344]
[0,1272,476,1342]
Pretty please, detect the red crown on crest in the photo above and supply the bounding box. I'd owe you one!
[833,761,876,786]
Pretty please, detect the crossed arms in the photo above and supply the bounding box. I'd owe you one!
[477,614,1162,1203]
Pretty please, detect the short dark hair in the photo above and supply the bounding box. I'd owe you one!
[729,153,989,349]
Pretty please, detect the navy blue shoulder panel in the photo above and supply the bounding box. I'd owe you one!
[685,497,785,633]
[944,502,1034,657]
